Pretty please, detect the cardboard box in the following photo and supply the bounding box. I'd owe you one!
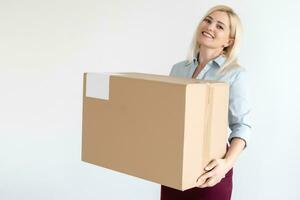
[81,72,229,191]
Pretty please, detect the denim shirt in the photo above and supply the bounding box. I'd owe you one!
[169,54,252,147]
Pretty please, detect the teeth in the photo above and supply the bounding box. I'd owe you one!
[202,31,213,39]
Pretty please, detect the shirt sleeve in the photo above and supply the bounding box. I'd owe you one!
[228,69,252,148]
[169,64,176,76]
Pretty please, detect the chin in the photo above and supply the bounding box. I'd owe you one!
[198,41,215,49]
[198,38,213,46]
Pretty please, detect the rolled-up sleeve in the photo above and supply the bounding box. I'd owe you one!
[228,69,252,148]
[169,65,176,76]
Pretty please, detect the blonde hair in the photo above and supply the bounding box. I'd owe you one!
[187,5,243,74]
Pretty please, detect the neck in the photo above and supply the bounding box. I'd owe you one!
[198,46,223,67]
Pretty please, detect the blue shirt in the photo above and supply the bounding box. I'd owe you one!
[169,54,252,147]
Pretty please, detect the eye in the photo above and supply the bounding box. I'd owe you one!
[203,18,211,24]
[217,25,224,30]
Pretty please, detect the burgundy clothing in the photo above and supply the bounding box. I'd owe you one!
[160,167,233,200]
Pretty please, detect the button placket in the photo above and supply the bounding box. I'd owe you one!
[197,65,210,79]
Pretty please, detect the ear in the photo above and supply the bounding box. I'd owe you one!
[225,38,234,48]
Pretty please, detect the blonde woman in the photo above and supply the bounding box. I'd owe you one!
[160,5,251,200]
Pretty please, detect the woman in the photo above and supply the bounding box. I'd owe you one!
[160,5,251,200]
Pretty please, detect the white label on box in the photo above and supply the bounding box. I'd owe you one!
[86,72,124,100]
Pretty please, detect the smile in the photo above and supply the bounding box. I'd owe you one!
[202,31,214,39]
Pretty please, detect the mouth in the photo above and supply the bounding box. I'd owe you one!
[201,31,214,39]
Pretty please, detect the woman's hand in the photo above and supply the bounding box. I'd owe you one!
[196,158,232,188]
[196,138,246,188]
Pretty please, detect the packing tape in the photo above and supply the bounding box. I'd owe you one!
[203,83,214,168]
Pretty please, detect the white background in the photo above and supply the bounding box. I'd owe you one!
[1,0,299,199]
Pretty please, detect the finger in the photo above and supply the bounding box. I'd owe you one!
[199,177,217,188]
[198,179,211,188]
[203,171,215,179]
[196,173,206,185]
[196,176,206,186]
[205,159,218,171]
[196,170,215,185]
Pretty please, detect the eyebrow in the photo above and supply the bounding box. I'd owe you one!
[206,15,226,27]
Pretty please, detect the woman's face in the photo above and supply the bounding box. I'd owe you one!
[197,11,233,50]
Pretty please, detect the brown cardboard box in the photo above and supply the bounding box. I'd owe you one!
[81,72,229,191]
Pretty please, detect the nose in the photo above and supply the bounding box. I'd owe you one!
[207,22,214,31]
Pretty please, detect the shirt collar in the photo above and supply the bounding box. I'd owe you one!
[213,54,226,67]
[192,52,226,68]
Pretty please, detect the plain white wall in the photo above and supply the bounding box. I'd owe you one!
[1,0,299,199]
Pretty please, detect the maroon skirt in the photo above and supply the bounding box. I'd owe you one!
[160,167,233,200]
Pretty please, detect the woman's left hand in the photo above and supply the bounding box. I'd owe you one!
[196,158,232,188]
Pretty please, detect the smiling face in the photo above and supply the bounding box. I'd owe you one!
[197,11,233,50]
